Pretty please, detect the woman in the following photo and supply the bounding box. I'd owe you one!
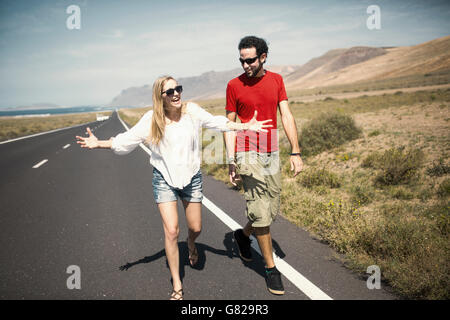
[76,75,271,300]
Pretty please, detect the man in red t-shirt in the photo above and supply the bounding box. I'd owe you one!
[224,36,303,296]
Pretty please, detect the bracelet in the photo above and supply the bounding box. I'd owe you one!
[290,153,301,156]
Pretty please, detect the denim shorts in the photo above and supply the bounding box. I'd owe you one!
[152,167,203,204]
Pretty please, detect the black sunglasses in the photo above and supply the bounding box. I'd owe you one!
[239,56,259,65]
[162,85,183,96]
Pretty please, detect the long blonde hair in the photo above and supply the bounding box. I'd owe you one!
[148,75,186,145]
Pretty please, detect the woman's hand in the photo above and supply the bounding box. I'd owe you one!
[247,111,273,132]
[76,127,99,149]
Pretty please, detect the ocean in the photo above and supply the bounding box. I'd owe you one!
[0,106,119,117]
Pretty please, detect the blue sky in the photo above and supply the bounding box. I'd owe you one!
[0,0,449,107]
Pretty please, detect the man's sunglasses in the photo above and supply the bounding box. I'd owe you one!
[239,56,259,65]
[162,85,183,96]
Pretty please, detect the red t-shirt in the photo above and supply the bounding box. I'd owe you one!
[226,70,288,153]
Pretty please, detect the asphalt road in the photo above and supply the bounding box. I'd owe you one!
[0,112,397,300]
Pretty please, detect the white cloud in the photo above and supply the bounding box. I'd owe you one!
[99,29,124,39]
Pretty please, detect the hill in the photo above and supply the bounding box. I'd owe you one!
[285,35,450,89]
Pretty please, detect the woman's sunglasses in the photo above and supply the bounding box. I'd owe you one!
[162,85,183,96]
[239,56,259,65]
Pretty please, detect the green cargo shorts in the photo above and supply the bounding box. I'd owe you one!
[236,151,281,228]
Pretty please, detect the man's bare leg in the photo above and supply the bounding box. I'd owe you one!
[242,221,253,237]
[242,222,275,268]
[253,226,275,269]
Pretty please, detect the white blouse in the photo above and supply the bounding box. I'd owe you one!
[111,102,229,189]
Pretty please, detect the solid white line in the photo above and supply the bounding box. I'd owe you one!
[33,159,48,168]
[63,144,71,149]
[203,197,333,300]
[115,110,333,300]
[272,253,333,300]
[202,198,242,231]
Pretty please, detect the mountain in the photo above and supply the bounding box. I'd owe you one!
[177,68,243,101]
[108,85,153,108]
[108,35,450,107]
[284,47,387,85]
[107,65,301,107]
[285,35,450,89]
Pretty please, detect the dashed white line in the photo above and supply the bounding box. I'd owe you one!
[116,110,333,300]
[63,144,71,149]
[33,159,48,168]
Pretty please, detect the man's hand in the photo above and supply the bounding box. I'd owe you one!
[229,163,241,186]
[290,155,303,177]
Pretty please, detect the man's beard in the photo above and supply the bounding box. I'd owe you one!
[247,60,263,77]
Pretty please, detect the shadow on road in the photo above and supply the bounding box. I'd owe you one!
[223,231,286,279]
[118,240,231,282]
[118,232,286,282]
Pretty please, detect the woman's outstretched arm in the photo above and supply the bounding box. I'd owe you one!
[188,102,272,132]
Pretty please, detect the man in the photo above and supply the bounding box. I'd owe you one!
[224,36,303,295]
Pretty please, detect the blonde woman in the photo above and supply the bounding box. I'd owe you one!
[76,76,271,300]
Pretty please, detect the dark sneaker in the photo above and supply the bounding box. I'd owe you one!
[265,267,285,295]
[233,229,252,262]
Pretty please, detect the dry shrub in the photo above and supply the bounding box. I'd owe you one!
[299,112,362,157]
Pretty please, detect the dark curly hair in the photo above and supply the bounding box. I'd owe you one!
[238,36,269,57]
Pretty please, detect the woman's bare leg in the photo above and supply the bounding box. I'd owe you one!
[158,201,182,294]
[183,200,202,263]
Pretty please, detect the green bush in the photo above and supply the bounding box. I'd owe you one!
[299,112,362,156]
[350,183,375,206]
[389,186,414,200]
[375,147,425,185]
[362,147,425,185]
[437,179,450,198]
[368,129,381,137]
[427,160,450,177]
[361,151,381,168]
[355,205,450,299]
[299,167,342,188]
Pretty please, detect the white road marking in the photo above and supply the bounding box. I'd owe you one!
[33,159,48,168]
[63,144,71,149]
[116,111,333,300]
[202,198,333,300]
